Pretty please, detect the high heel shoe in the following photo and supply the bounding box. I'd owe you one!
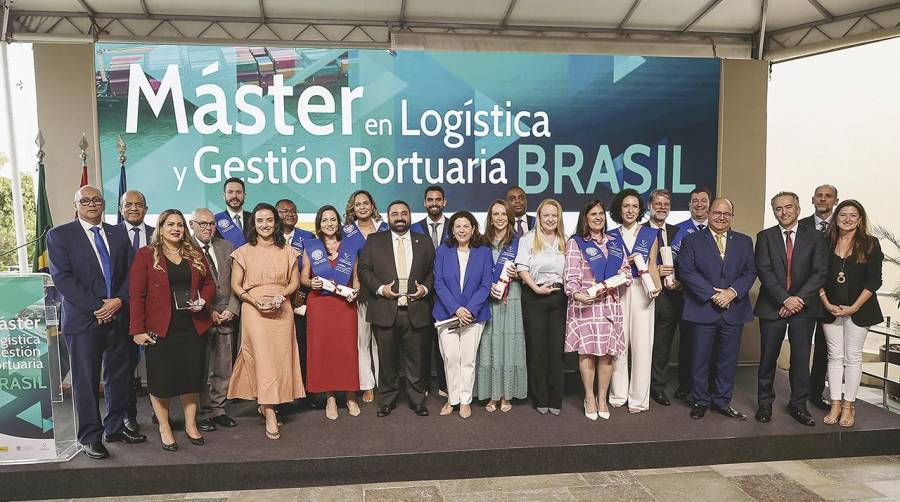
[597,398,610,420]
[159,430,178,451]
[440,402,454,416]
[583,399,598,421]
[823,400,842,425]
[325,397,338,421]
[185,433,205,446]
[840,402,856,427]
[258,405,282,426]
[499,399,512,413]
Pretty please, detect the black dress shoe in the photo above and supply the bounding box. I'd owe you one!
[83,441,110,459]
[161,440,178,452]
[755,406,772,423]
[675,388,691,399]
[123,417,140,434]
[186,433,205,446]
[198,418,218,432]
[690,404,707,419]
[213,414,237,427]
[650,390,671,406]
[376,406,392,417]
[809,397,830,412]
[712,406,748,420]
[104,428,148,443]
[789,406,816,426]
[414,404,429,416]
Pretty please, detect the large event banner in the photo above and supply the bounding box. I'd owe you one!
[96,44,719,216]
[0,275,55,463]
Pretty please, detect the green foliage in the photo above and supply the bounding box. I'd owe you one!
[0,175,37,271]
[873,225,900,308]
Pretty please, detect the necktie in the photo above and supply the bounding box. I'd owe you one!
[516,218,525,237]
[714,232,726,258]
[697,224,706,232]
[203,244,218,279]
[131,227,141,251]
[784,230,794,290]
[233,214,242,231]
[396,235,408,295]
[91,226,113,297]
[819,221,827,233]
[430,223,440,249]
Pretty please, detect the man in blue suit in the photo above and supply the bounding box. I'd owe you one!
[677,198,757,420]
[48,185,146,459]
[118,190,153,434]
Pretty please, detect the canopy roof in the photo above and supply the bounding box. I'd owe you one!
[3,0,899,61]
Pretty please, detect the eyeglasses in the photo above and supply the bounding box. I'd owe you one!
[277,209,298,215]
[192,221,215,228]
[711,211,733,219]
[78,197,105,206]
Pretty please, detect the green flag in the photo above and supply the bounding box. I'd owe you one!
[31,162,53,273]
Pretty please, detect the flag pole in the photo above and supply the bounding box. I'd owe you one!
[0,35,29,273]
[116,135,127,224]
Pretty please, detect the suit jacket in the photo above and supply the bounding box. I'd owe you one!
[129,246,215,338]
[194,236,240,333]
[645,222,682,299]
[213,210,252,240]
[799,214,832,233]
[412,218,450,246]
[358,230,435,329]
[118,222,154,249]
[47,220,133,334]
[432,244,493,323]
[678,229,757,325]
[754,224,828,320]
[822,237,884,327]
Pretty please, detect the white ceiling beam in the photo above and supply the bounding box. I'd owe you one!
[617,0,642,32]
[399,0,407,25]
[768,2,900,36]
[500,0,517,27]
[138,0,149,16]
[806,0,833,21]
[680,0,726,34]
[258,0,266,22]
[756,0,768,59]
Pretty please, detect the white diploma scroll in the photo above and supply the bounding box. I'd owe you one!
[318,277,355,298]
[632,254,660,298]
[492,261,516,296]
[434,317,461,330]
[660,246,675,288]
[586,272,628,298]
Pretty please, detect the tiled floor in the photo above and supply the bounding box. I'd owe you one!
[22,455,900,501]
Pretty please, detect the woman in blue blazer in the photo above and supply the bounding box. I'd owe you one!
[433,211,493,419]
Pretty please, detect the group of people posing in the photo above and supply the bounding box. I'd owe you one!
[47,180,883,460]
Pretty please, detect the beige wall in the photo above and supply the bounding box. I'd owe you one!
[719,58,769,363]
[33,43,99,224]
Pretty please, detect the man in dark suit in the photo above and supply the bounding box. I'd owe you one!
[754,191,828,426]
[47,185,147,459]
[798,184,839,411]
[213,177,252,249]
[644,189,687,406]
[505,186,536,237]
[190,208,240,432]
[678,198,757,420]
[358,200,435,417]
[118,190,153,434]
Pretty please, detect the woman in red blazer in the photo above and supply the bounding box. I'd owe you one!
[130,209,215,451]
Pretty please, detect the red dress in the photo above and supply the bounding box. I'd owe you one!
[305,258,361,393]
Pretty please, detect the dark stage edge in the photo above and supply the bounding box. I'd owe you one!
[2,367,900,501]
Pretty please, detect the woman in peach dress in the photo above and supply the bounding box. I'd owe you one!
[228,203,305,440]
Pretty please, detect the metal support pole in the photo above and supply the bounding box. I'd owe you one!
[757,0,769,60]
[0,39,30,272]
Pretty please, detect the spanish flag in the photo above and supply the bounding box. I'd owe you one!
[31,161,53,273]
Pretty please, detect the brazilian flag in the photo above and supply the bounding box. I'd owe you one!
[31,162,53,273]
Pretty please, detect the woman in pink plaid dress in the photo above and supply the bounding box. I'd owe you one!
[564,199,631,421]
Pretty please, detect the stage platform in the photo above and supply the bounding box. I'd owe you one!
[2,366,899,501]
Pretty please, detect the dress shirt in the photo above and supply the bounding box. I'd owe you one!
[426,217,446,248]
[779,222,799,246]
[457,248,470,290]
[648,220,668,246]
[513,216,531,235]
[814,214,832,232]
[710,228,728,256]
[124,222,149,248]
[515,230,565,285]
[692,218,709,229]
[78,217,110,271]
[227,208,244,229]
[196,238,219,273]
[376,231,428,296]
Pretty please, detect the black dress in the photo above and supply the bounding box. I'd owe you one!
[145,259,207,398]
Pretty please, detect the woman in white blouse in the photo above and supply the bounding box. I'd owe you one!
[515,199,568,415]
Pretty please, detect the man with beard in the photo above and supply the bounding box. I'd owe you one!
[277,198,316,406]
[799,184,839,411]
[505,186,536,237]
[358,201,435,417]
[118,190,154,435]
[644,189,688,406]
[411,186,449,396]
[214,177,251,248]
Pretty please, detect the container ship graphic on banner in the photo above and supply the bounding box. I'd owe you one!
[96,45,352,101]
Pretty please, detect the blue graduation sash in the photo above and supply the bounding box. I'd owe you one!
[288,228,316,255]
[491,237,519,283]
[306,239,355,295]
[341,221,388,256]
[214,211,246,248]
[608,225,658,276]
[571,235,624,282]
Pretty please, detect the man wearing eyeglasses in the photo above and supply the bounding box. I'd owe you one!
[117,190,154,437]
[276,198,316,406]
[190,208,240,432]
[677,198,757,421]
[47,185,147,460]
